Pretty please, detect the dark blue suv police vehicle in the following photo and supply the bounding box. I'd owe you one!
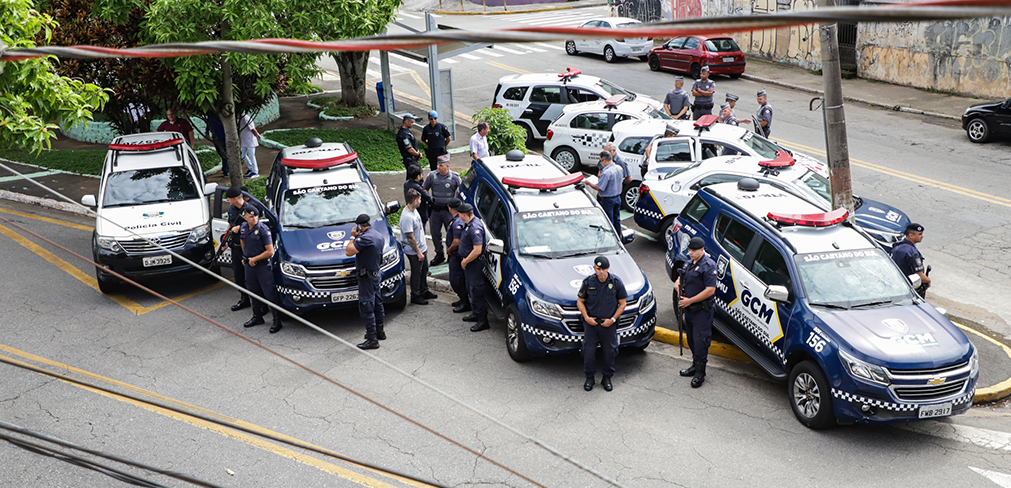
[665,178,978,428]
[212,139,406,312]
[460,150,656,361]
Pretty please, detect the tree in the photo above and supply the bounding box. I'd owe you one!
[473,108,527,156]
[0,0,107,151]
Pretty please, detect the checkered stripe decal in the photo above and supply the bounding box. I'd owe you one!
[572,131,611,148]
[620,314,656,339]
[713,296,786,363]
[277,286,330,299]
[634,205,663,221]
[217,247,233,265]
[952,387,975,406]
[522,314,655,343]
[832,386,976,413]
[380,270,406,289]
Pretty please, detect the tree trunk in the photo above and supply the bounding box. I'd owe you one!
[334,51,370,107]
[219,59,244,189]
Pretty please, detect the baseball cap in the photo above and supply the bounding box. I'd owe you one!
[593,256,610,269]
[403,113,416,120]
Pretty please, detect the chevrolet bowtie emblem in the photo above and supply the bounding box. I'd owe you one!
[335,270,352,277]
[927,377,946,386]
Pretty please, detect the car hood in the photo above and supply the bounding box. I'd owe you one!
[519,252,648,306]
[967,100,1002,111]
[278,220,393,265]
[853,197,910,235]
[96,199,206,237]
[815,304,972,369]
[633,94,662,110]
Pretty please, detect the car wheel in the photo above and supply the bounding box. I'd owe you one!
[690,63,702,79]
[966,118,991,143]
[604,45,616,63]
[729,73,742,79]
[521,124,535,148]
[648,55,661,72]
[96,269,118,294]
[788,360,836,429]
[565,41,577,55]
[388,288,407,310]
[551,147,580,172]
[506,304,532,362]
[621,181,640,211]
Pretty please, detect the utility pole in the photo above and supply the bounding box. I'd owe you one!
[817,0,855,216]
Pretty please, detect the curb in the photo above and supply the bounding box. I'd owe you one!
[433,3,599,15]
[954,322,1011,403]
[740,74,961,121]
[0,189,92,217]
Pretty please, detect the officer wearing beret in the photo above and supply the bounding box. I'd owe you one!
[458,203,490,331]
[890,223,930,298]
[239,205,282,333]
[674,237,717,387]
[346,213,386,349]
[397,113,421,174]
[225,186,251,311]
[756,89,774,137]
[577,256,627,392]
[445,199,471,313]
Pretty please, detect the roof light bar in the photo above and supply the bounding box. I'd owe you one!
[108,138,184,151]
[604,94,627,107]
[758,151,795,168]
[693,114,719,129]
[558,67,581,78]
[502,173,583,189]
[280,152,358,169]
[767,207,848,227]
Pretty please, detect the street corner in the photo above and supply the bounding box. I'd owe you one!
[953,319,1011,404]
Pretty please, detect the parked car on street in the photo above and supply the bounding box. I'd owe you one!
[564,17,653,63]
[962,97,1011,143]
[647,35,746,79]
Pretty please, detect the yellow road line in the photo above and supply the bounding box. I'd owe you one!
[135,281,227,315]
[0,207,93,231]
[484,60,531,74]
[408,71,431,98]
[323,67,474,124]
[953,322,1011,402]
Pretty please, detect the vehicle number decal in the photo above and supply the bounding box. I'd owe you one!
[806,331,827,353]
[508,274,521,296]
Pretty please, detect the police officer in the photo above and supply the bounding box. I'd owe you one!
[890,223,930,298]
[397,113,422,174]
[225,186,250,311]
[577,256,627,392]
[458,203,489,332]
[422,153,461,266]
[674,237,717,387]
[663,76,691,120]
[239,206,282,333]
[445,199,471,313]
[691,66,715,120]
[756,89,774,137]
[718,102,739,126]
[345,213,386,349]
[587,151,625,242]
[641,124,679,177]
[421,110,452,171]
[404,165,433,230]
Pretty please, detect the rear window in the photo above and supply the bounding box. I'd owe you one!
[619,136,653,155]
[503,86,528,101]
[570,113,609,131]
[530,86,562,103]
[704,38,741,53]
[681,195,710,224]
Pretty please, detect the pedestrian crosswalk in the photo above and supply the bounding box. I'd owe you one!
[492,8,608,27]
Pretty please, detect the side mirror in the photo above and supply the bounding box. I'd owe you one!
[689,183,700,191]
[765,285,790,303]
[908,274,922,290]
[622,228,635,243]
[487,238,505,254]
[81,195,96,207]
[385,200,401,216]
[204,183,218,196]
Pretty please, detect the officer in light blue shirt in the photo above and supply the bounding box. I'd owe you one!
[588,151,626,242]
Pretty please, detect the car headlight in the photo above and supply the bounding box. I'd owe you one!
[96,235,124,253]
[187,224,211,244]
[970,347,979,373]
[839,349,890,386]
[529,295,564,322]
[638,288,655,312]
[280,261,307,279]
[381,247,400,271]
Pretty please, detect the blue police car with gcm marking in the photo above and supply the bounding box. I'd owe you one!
[460,150,656,361]
[664,178,977,428]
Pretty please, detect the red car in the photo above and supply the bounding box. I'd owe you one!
[647,36,746,79]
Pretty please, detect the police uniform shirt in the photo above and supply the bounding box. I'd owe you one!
[692,79,716,106]
[397,126,417,160]
[423,171,462,206]
[681,255,718,302]
[578,273,627,321]
[421,123,451,152]
[597,162,623,198]
[663,88,691,115]
[459,218,486,258]
[757,103,774,135]
[447,215,465,254]
[719,113,739,126]
[890,239,925,277]
[240,221,272,259]
[227,205,245,248]
[354,226,384,273]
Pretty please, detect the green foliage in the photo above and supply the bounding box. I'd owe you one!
[266,129,408,172]
[0,0,107,151]
[386,207,403,227]
[1,149,107,175]
[472,108,527,156]
[195,150,221,172]
[310,97,376,119]
[245,176,268,201]
[279,84,323,97]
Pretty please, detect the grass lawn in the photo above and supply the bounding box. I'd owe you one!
[245,176,268,201]
[308,96,376,119]
[2,147,220,176]
[266,128,422,172]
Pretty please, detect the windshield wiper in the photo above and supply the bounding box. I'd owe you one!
[809,302,849,310]
[589,224,611,233]
[283,224,316,229]
[558,250,597,259]
[851,299,892,309]
[520,252,554,259]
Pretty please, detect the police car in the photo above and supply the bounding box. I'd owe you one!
[82,132,218,293]
[460,150,656,361]
[211,138,406,311]
[543,94,671,173]
[492,68,662,144]
[664,178,978,428]
[635,155,910,248]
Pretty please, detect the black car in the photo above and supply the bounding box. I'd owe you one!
[962,97,1011,143]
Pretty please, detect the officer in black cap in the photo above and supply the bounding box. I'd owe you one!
[445,198,470,313]
[890,223,930,297]
[239,205,282,333]
[674,236,717,387]
[577,256,627,392]
[458,203,489,331]
[346,213,386,349]
[225,186,251,311]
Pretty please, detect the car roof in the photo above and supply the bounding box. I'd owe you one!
[679,155,808,178]
[277,142,364,190]
[560,99,654,116]
[498,72,601,85]
[480,153,595,210]
[108,132,189,171]
[671,119,753,141]
[612,119,668,140]
[590,17,640,24]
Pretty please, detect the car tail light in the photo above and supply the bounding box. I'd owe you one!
[615,38,625,43]
[546,129,553,141]
[670,220,682,234]
[492,104,502,109]
[639,183,649,194]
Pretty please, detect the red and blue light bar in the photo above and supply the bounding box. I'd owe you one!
[767,207,848,227]
[280,152,358,168]
[693,114,719,128]
[502,173,583,189]
[758,151,795,168]
[558,67,581,78]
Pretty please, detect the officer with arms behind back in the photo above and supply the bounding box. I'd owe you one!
[458,203,490,332]
[663,77,691,120]
[239,205,283,333]
[421,110,451,171]
[225,186,251,312]
[674,237,717,387]
[577,256,627,392]
[890,222,930,298]
[423,153,462,266]
[345,213,386,350]
[445,199,471,313]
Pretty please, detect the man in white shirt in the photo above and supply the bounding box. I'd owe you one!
[399,189,438,305]
[238,112,261,178]
[470,122,490,161]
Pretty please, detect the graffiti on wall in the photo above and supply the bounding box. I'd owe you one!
[746,0,820,70]
[610,0,670,22]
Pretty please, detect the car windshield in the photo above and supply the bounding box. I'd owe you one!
[796,249,917,309]
[663,161,703,179]
[738,131,780,159]
[645,107,673,120]
[704,38,740,52]
[103,167,198,207]
[793,170,832,203]
[515,208,621,258]
[281,182,380,229]
[596,79,636,100]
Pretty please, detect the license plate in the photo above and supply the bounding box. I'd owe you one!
[632,47,642,52]
[723,57,734,62]
[918,402,952,419]
[142,255,172,267]
[331,291,358,303]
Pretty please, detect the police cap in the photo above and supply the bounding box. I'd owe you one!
[225,187,241,198]
[355,213,371,225]
[448,198,462,209]
[688,237,705,250]
[437,153,451,164]
[593,256,610,269]
[720,102,730,111]
[242,205,259,216]
[726,93,739,102]
[757,89,767,97]
[458,203,474,214]
[674,76,684,82]
[403,113,416,120]
[905,223,924,233]
[700,65,710,73]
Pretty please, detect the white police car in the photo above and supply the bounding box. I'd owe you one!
[636,155,911,248]
[211,138,406,311]
[460,150,655,361]
[564,17,653,63]
[82,132,218,293]
[665,178,978,428]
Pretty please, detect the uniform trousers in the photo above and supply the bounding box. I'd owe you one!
[582,321,618,377]
[464,259,488,318]
[684,307,714,365]
[429,208,452,256]
[448,253,468,302]
[358,271,385,338]
[229,246,247,301]
[692,104,713,120]
[424,149,445,171]
[244,262,278,316]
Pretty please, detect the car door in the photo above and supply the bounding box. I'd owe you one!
[568,112,611,167]
[998,98,1011,135]
[677,37,701,73]
[593,21,611,54]
[669,172,744,215]
[744,237,796,363]
[525,85,564,138]
[649,137,696,174]
[574,21,597,51]
[473,181,510,302]
[659,37,686,70]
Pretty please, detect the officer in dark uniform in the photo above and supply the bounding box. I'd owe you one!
[239,206,282,333]
[445,199,471,313]
[577,256,627,392]
[421,110,451,171]
[890,223,930,298]
[225,186,250,311]
[397,113,421,175]
[345,213,386,350]
[674,237,717,387]
[458,203,489,331]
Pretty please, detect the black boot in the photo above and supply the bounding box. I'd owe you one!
[453,302,472,313]
[691,363,706,388]
[357,334,380,350]
[269,310,283,334]
[470,318,490,332]
[679,361,697,377]
[243,315,264,328]
[452,299,463,307]
[462,313,479,322]
[583,376,595,392]
[430,253,445,266]
[231,296,250,311]
[601,376,613,392]
[376,326,386,341]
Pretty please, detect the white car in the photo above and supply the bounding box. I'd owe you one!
[565,17,653,63]
[492,68,662,143]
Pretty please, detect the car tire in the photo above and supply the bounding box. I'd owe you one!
[729,73,742,79]
[96,269,118,294]
[648,55,661,72]
[690,63,702,79]
[551,147,580,172]
[518,123,534,148]
[604,45,616,63]
[966,118,991,143]
[388,288,407,310]
[565,41,578,55]
[506,303,532,362]
[659,215,676,238]
[621,180,640,211]
[788,360,836,429]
